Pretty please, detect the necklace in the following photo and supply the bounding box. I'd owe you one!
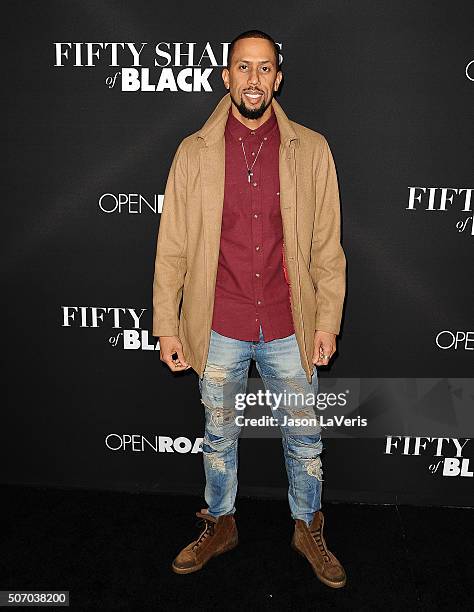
[241,139,265,183]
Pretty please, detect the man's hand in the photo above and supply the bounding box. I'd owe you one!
[159,336,191,371]
[312,330,337,366]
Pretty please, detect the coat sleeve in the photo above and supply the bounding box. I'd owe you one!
[152,140,188,337]
[310,135,347,336]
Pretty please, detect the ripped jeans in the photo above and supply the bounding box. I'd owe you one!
[199,325,323,526]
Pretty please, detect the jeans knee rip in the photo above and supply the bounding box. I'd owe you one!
[206,454,226,473]
[285,377,310,395]
[202,363,227,385]
[201,402,235,428]
[203,431,228,473]
[306,456,323,480]
[285,435,323,479]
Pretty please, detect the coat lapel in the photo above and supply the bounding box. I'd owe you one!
[279,141,297,262]
[199,139,226,303]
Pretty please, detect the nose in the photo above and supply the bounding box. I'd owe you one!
[247,66,260,86]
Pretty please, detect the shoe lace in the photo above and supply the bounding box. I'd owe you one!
[310,525,331,564]
[192,517,215,551]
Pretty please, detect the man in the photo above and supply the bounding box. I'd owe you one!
[152,30,347,588]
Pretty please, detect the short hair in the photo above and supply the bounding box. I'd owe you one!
[227,30,281,72]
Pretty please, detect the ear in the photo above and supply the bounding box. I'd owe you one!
[222,67,230,89]
[274,70,283,91]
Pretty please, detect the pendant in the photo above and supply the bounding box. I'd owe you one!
[247,169,253,183]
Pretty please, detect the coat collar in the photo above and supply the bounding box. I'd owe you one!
[196,92,298,147]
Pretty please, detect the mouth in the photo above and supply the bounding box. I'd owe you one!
[243,91,264,105]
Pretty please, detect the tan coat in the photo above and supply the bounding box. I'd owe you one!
[152,92,346,383]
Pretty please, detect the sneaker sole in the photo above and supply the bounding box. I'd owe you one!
[171,539,239,575]
[291,541,347,589]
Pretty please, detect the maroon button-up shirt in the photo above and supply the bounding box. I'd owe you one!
[210,106,295,342]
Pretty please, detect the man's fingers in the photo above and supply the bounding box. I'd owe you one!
[158,336,190,372]
[169,361,190,371]
[312,341,335,366]
[174,348,189,368]
[165,351,190,371]
[314,353,331,366]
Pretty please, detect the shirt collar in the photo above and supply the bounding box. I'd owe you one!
[225,104,278,143]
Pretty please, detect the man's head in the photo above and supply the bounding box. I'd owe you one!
[222,30,283,121]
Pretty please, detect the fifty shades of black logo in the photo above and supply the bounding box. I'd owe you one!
[53,41,283,92]
[385,436,472,478]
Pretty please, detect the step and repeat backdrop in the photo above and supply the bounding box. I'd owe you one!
[3,1,473,507]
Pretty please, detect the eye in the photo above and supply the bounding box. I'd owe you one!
[261,66,270,72]
[239,64,247,70]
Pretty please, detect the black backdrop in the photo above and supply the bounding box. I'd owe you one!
[3,0,473,507]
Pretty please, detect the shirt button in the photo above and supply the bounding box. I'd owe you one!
[255,273,260,278]
[252,151,255,156]
[239,137,242,141]
[253,182,257,187]
[251,131,255,135]
[264,137,267,141]
[255,245,260,251]
[253,213,258,218]
[257,300,261,305]
[255,318,258,322]
[276,191,280,196]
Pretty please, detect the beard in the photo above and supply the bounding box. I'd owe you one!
[230,91,272,120]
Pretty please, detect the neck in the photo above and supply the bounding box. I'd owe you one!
[230,102,273,130]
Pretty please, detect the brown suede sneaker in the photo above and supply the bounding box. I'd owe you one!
[292,510,346,588]
[171,511,238,574]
